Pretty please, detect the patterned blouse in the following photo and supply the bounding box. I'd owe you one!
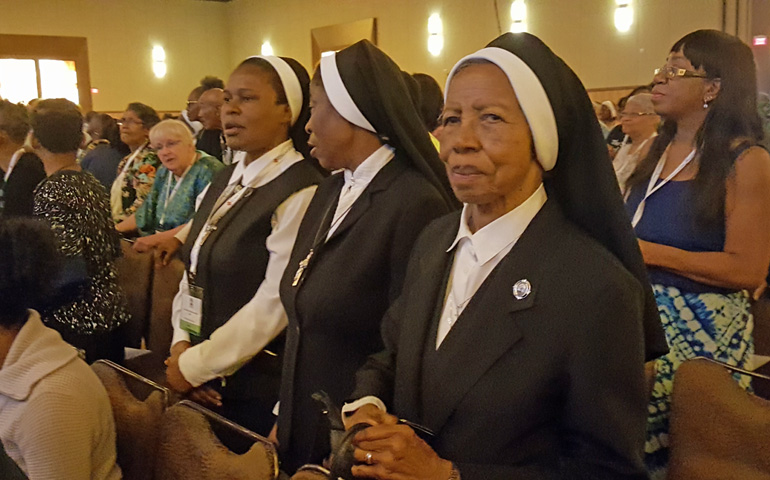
[135,152,224,235]
[34,170,129,334]
[112,143,160,222]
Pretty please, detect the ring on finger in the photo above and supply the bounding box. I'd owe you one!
[365,451,374,465]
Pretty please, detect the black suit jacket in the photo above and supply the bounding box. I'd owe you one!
[351,200,649,480]
[1,153,45,218]
[277,155,452,471]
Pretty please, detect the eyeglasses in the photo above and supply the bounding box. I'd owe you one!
[653,65,709,80]
[153,139,182,151]
[186,100,199,107]
[619,112,657,119]
[118,118,144,127]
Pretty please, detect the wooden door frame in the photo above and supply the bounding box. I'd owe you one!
[0,34,92,112]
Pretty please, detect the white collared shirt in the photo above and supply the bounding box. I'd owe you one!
[171,140,317,387]
[327,144,395,239]
[343,184,548,417]
[436,184,547,348]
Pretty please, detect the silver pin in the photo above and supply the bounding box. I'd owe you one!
[513,279,531,300]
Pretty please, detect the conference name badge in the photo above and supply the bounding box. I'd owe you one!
[180,285,204,336]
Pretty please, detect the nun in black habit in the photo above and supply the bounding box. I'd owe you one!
[165,55,323,436]
[343,33,667,480]
[275,40,456,472]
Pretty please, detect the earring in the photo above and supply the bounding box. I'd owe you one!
[703,96,712,109]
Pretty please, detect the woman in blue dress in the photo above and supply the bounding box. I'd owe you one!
[115,119,224,252]
[624,30,770,478]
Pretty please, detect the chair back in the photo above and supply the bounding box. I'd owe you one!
[92,360,169,480]
[154,400,278,480]
[147,257,184,353]
[667,358,770,480]
[115,240,153,348]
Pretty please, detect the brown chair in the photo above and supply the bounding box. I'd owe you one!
[667,358,770,480]
[154,400,279,480]
[92,360,170,480]
[115,240,154,348]
[146,257,184,354]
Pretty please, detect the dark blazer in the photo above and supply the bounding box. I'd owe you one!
[277,154,452,472]
[351,200,649,480]
[0,152,45,218]
[80,144,123,191]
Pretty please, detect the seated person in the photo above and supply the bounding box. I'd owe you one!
[342,33,667,480]
[0,100,45,218]
[81,113,130,191]
[0,217,121,480]
[115,119,224,252]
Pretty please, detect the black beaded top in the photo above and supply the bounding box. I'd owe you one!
[33,170,129,334]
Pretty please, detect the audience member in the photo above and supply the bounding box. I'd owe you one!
[343,32,662,480]
[195,87,227,161]
[624,30,770,478]
[115,119,223,252]
[80,113,129,190]
[180,76,224,137]
[758,92,770,151]
[164,56,323,436]
[111,102,161,223]
[31,98,130,364]
[275,40,455,473]
[412,73,444,134]
[593,100,611,139]
[614,93,659,191]
[0,100,45,218]
[0,217,121,480]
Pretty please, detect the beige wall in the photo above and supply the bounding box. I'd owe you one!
[0,0,232,112]
[0,0,724,112]
[227,0,722,90]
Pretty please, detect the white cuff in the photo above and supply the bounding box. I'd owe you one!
[177,344,216,388]
[272,401,280,416]
[341,396,387,417]
[171,330,191,350]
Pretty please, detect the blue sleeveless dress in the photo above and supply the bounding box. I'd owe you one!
[626,179,753,479]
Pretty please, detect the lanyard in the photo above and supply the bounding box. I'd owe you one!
[291,181,358,287]
[630,146,696,228]
[159,165,192,228]
[3,149,25,183]
[188,148,291,281]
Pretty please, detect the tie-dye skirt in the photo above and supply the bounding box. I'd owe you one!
[644,285,753,479]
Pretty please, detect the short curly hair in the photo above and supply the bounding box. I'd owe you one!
[0,99,30,144]
[30,98,83,153]
[0,218,62,327]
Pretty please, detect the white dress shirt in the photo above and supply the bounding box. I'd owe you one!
[171,140,317,387]
[436,183,547,347]
[342,183,547,416]
[327,144,394,238]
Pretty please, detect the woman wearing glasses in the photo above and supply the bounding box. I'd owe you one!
[613,93,659,192]
[624,30,770,478]
[114,119,224,252]
[111,102,161,223]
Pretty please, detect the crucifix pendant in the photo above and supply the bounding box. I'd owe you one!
[292,249,314,287]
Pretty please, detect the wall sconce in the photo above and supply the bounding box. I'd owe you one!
[152,45,167,78]
[427,13,444,57]
[510,0,527,33]
[614,0,633,33]
[261,41,274,56]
